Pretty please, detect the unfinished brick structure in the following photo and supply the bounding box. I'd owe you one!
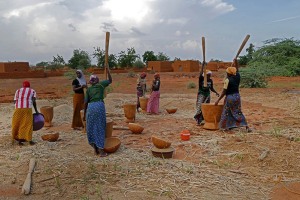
[147,61,173,72]
[172,60,199,72]
[0,62,30,72]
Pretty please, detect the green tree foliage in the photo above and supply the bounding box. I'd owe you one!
[118,47,139,68]
[108,54,118,69]
[68,49,91,69]
[142,51,157,66]
[238,43,255,65]
[134,59,145,68]
[247,38,300,76]
[92,47,105,68]
[156,52,170,61]
[36,61,49,67]
[47,54,66,71]
[93,47,118,69]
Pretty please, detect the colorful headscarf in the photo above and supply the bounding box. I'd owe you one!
[76,69,87,86]
[23,80,30,88]
[154,73,160,79]
[89,75,99,85]
[140,72,147,78]
[226,67,237,75]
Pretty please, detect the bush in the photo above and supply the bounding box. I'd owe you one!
[187,82,196,89]
[127,70,136,78]
[239,68,268,88]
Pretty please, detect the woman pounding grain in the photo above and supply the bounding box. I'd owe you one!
[71,69,87,130]
[83,67,112,157]
[136,72,147,112]
[194,62,219,125]
[215,59,252,132]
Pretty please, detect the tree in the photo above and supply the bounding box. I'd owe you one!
[47,54,66,71]
[118,47,139,68]
[68,49,91,69]
[108,54,118,69]
[134,59,145,68]
[36,61,49,67]
[142,51,157,66]
[156,52,170,61]
[92,47,105,68]
[238,43,255,65]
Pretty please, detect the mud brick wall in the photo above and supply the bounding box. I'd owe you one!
[172,60,199,72]
[148,61,173,72]
[0,62,30,73]
[0,71,46,79]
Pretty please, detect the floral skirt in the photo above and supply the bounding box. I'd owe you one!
[219,93,248,130]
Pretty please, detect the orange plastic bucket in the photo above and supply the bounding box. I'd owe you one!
[180,130,190,141]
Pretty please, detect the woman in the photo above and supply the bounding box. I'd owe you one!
[12,80,38,145]
[72,69,87,130]
[83,68,112,157]
[215,59,251,132]
[194,62,219,125]
[136,72,147,112]
[147,73,160,114]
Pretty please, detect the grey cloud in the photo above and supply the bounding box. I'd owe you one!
[68,23,77,32]
[130,27,146,36]
[101,22,118,32]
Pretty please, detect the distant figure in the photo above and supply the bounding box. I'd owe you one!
[83,67,112,157]
[136,72,147,112]
[194,62,219,125]
[147,73,160,114]
[72,69,87,130]
[12,80,38,145]
[215,59,252,132]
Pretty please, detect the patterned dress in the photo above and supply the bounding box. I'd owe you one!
[219,72,248,129]
[85,80,110,149]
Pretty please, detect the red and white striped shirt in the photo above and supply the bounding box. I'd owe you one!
[14,88,37,108]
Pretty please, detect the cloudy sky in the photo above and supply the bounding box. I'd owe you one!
[0,0,299,65]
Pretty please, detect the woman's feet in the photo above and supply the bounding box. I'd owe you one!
[246,126,253,133]
[99,149,108,157]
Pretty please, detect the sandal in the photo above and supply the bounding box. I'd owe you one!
[29,141,36,145]
[246,127,253,133]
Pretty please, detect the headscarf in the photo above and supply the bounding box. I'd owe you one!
[154,73,160,79]
[202,70,212,76]
[76,69,87,86]
[23,80,30,88]
[89,75,99,85]
[140,72,147,78]
[226,67,237,75]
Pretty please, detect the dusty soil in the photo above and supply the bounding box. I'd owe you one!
[0,71,300,200]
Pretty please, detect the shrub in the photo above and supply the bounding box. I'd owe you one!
[187,82,196,89]
[127,70,136,78]
[240,68,268,88]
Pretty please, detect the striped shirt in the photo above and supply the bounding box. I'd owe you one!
[14,87,37,108]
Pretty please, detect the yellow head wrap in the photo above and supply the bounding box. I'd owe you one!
[226,67,237,75]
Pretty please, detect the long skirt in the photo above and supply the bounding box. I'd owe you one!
[147,91,160,114]
[194,93,210,124]
[72,93,84,128]
[86,101,106,149]
[12,108,33,141]
[219,93,248,130]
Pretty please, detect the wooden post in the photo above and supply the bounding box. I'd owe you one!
[104,32,110,78]
[202,37,207,87]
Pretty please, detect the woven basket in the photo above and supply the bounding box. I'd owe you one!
[104,137,121,153]
[128,123,144,134]
[166,108,177,114]
[41,133,59,142]
[151,135,171,149]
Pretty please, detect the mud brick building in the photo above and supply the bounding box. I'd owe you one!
[147,61,173,72]
[0,62,30,72]
[172,60,199,72]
